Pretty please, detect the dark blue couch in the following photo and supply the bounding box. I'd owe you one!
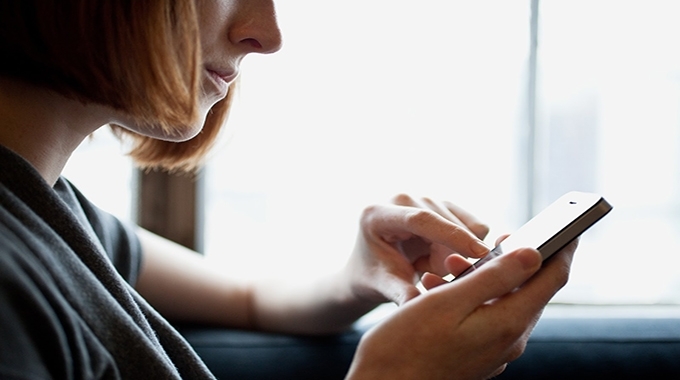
[179,308,680,379]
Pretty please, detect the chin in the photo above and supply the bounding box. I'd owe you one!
[112,99,214,142]
[116,117,205,142]
[155,123,204,142]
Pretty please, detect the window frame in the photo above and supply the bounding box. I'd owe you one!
[136,169,204,252]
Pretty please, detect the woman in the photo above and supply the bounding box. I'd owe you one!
[0,1,576,379]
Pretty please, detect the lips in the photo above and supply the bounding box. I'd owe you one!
[207,68,238,85]
[204,67,238,98]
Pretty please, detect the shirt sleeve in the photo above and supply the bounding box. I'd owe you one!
[90,210,143,286]
[63,181,143,286]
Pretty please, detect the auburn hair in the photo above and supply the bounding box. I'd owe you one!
[0,0,232,172]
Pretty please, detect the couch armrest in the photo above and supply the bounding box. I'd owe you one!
[496,317,680,379]
[178,317,680,379]
[176,325,364,380]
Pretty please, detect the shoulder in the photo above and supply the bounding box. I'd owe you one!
[57,178,143,284]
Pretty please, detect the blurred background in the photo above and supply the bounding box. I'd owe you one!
[65,0,680,307]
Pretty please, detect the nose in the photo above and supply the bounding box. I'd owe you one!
[229,0,283,55]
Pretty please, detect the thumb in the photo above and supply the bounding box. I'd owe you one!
[455,248,542,313]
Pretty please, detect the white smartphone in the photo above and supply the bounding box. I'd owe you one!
[453,191,613,280]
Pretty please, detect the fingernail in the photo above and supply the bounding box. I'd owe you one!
[472,241,490,256]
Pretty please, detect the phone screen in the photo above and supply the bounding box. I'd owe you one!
[453,191,612,280]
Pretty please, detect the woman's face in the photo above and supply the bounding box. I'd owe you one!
[113,0,282,141]
[196,0,282,116]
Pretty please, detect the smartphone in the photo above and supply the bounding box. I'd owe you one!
[452,191,612,280]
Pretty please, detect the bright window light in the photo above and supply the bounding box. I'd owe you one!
[62,128,135,223]
[537,0,680,304]
[204,0,680,306]
[204,1,532,280]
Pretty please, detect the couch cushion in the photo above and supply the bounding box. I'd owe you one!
[497,317,680,379]
[177,326,362,380]
[179,317,680,379]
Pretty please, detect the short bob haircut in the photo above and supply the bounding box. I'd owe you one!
[0,0,233,172]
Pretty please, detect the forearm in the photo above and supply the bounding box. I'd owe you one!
[248,267,378,335]
[135,229,252,328]
[135,228,378,334]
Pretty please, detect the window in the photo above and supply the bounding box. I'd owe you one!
[65,1,680,307]
[63,128,135,222]
[203,1,533,279]
[536,0,680,304]
[203,0,680,306]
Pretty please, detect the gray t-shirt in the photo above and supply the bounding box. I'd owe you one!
[0,145,215,379]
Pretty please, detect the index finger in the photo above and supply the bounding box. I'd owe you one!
[442,200,490,240]
[363,204,490,258]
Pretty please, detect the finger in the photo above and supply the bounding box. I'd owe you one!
[419,254,473,290]
[393,195,467,237]
[467,241,577,343]
[412,245,451,276]
[391,193,423,207]
[450,247,543,315]
[495,233,511,246]
[444,254,475,276]
[393,194,490,241]
[420,197,467,227]
[363,204,490,259]
[420,272,449,290]
[443,200,490,240]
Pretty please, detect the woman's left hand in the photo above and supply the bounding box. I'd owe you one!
[344,194,491,306]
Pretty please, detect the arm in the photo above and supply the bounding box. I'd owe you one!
[134,194,492,334]
[136,193,577,378]
[134,228,253,328]
[133,228,378,334]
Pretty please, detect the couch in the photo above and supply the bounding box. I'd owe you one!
[178,305,680,379]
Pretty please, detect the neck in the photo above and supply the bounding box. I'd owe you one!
[0,78,107,186]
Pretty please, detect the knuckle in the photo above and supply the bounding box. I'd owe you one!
[487,363,508,379]
[555,262,571,289]
[506,340,528,363]
[360,204,379,218]
[420,196,435,205]
[359,204,380,225]
[550,253,572,289]
[404,208,437,227]
[391,193,415,205]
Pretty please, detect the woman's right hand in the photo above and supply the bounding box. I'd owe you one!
[346,240,577,380]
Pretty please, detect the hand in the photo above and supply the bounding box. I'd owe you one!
[346,240,577,380]
[345,194,491,306]
[420,233,512,290]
